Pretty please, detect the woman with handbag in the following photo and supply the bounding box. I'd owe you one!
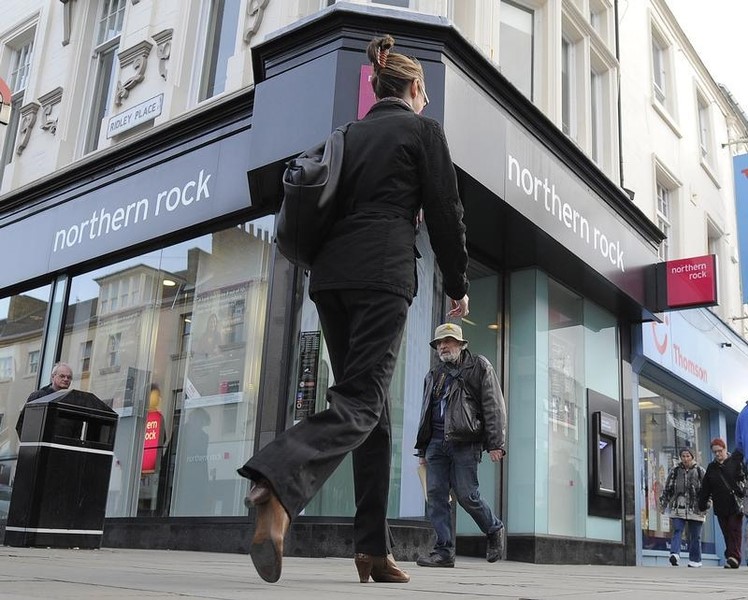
[698,438,747,568]
[237,34,470,584]
[659,448,706,567]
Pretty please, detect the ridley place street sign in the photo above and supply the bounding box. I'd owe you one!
[107,93,164,138]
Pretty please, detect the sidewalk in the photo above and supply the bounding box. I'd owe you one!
[0,546,746,600]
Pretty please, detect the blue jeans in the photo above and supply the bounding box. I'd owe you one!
[670,517,703,563]
[425,438,502,557]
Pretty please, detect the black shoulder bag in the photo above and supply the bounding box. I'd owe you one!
[276,123,351,270]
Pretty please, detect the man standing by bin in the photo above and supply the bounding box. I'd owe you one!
[15,362,73,436]
[414,323,506,567]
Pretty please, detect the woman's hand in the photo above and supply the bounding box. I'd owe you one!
[448,295,469,318]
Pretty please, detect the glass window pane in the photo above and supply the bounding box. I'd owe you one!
[500,1,534,99]
[84,48,117,154]
[200,0,241,101]
[639,380,714,556]
[57,218,274,518]
[0,284,52,505]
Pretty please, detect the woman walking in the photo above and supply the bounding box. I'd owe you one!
[237,34,470,584]
[659,448,706,567]
[698,438,746,568]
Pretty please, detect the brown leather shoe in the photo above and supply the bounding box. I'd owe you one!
[354,553,410,583]
[247,480,290,583]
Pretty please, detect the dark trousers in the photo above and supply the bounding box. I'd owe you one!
[239,289,409,555]
[718,513,744,562]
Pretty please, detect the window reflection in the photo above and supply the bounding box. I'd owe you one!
[57,219,273,518]
[0,284,51,503]
[639,381,714,555]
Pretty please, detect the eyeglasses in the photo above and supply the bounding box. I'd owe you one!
[418,79,429,108]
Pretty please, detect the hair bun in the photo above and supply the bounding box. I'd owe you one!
[367,34,396,71]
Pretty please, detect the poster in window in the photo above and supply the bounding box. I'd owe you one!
[184,282,248,408]
[294,331,321,421]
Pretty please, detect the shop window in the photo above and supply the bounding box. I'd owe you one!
[638,380,715,557]
[26,350,40,376]
[199,0,241,101]
[507,270,620,539]
[83,0,126,154]
[0,284,51,489]
[0,31,35,186]
[58,217,274,518]
[499,1,534,100]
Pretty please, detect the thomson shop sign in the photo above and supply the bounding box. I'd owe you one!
[0,126,252,291]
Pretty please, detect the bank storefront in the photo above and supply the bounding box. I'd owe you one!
[0,5,662,563]
[634,309,748,566]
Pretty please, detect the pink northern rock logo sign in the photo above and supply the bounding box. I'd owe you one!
[665,255,717,308]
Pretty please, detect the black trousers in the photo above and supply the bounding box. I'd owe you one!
[239,289,409,555]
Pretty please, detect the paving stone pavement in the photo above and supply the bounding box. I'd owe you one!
[1,546,748,599]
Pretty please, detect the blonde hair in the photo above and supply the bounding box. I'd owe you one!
[366,35,424,100]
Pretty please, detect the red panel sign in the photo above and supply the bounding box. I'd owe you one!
[141,410,164,474]
[357,64,376,120]
[665,255,717,308]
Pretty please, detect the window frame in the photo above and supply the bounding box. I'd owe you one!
[0,25,36,182]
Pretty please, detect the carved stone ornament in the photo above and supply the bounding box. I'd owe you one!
[152,29,173,81]
[38,87,64,135]
[244,0,270,44]
[60,0,77,47]
[114,40,153,106]
[16,102,40,155]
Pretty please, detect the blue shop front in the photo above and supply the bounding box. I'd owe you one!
[634,308,748,566]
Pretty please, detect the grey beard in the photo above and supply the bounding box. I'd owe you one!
[438,349,461,363]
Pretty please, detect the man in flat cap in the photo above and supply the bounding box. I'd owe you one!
[414,323,507,567]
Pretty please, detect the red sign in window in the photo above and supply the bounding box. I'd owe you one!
[142,410,163,474]
[357,65,376,120]
[666,255,717,308]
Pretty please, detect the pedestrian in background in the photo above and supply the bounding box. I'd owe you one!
[659,447,706,567]
[237,34,470,584]
[415,323,506,568]
[698,438,746,568]
[15,361,73,436]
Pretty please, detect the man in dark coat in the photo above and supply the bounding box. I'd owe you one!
[415,323,506,567]
[15,362,73,436]
[698,438,746,568]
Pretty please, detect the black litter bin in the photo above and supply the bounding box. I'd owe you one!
[4,388,118,548]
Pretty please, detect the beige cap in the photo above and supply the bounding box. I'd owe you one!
[429,323,468,348]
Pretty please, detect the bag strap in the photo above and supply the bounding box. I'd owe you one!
[716,466,741,497]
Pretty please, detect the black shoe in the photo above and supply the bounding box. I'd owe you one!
[486,526,504,563]
[727,557,740,569]
[416,553,455,568]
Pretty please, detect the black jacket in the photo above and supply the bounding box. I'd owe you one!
[414,349,506,454]
[698,452,746,516]
[309,100,468,302]
[15,384,56,436]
